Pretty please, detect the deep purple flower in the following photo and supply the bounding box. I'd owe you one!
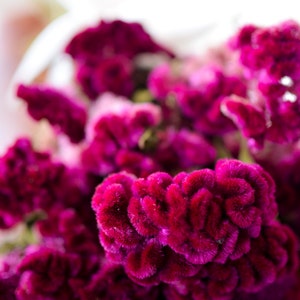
[221,96,267,149]
[153,127,216,171]
[81,264,162,299]
[65,19,173,63]
[0,139,64,228]
[227,20,300,145]
[148,63,247,135]
[17,84,87,143]
[92,159,279,285]
[91,55,134,97]
[164,223,298,300]
[15,247,87,300]
[230,20,300,80]
[65,19,173,99]
[81,101,162,177]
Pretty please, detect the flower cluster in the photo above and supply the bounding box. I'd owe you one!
[223,20,300,147]
[1,18,300,300]
[92,159,297,299]
[65,19,174,99]
[16,84,87,143]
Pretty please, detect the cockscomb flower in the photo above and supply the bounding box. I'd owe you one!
[0,138,65,228]
[225,20,300,146]
[0,138,98,231]
[164,223,298,300]
[254,145,300,236]
[148,63,247,135]
[65,19,174,99]
[153,127,216,171]
[92,159,279,286]
[16,84,87,143]
[81,99,162,177]
[14,246,99,300]
[81,264,163,300]
[230,20,300,80]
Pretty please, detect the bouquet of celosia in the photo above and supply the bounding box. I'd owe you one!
[1,18,300,300]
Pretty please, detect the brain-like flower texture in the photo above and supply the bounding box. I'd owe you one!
[92,159,283,289]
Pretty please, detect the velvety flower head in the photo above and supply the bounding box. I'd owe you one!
[153,127,216,172]
[164,223,298,300]
[148,62,247,135]
[65,19,174,99]
[65,19,174,63]
[226,20,300,146]
[15,247,90,300]
[37,208,101,256]
[92,159,278,285]
[81,99,162,176]
[255,146,300,236]
[0,138,65,228]
[81,264,162,300]
[221,96,267,149]
[16,84,87,143]
[230,20,300,80]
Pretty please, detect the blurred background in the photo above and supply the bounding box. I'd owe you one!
[0,0,299,153]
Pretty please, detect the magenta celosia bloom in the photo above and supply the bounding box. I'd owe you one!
[65,20,173,62]
[65,19,174,99]
[81,264,162,299]
[81,100,162,176]
[254,146,300,237]
[15,247,96,300]
[91,159,283,289]
[0,138,64,228]
[153,127,216,171]
[225,20,300,146]
[148,63,247,135]
[16,84,87,143]
[164,223,298,300]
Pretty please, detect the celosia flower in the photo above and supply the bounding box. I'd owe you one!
[65,19,174,99]
[226,20,300,146]
[81,99,162,177]
[92,159,280,287]
[81,264,162,300]
[148,63,247,135]
[164,223,298,300]
[15,247,95,300]
[16,84,87,143]
[0,138,64,228]
[153,127,216,171]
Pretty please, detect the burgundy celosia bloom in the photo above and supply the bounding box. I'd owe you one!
[65,19,173,99]
[92,159,278,286]
[0,139,64,228]
[15,247,91,300]
[153,127,216,171]
[230,20,300,80]
[81,264,162,300]
[37,208,101,256]
[227,20,300,145]
[164,223,298,300]
[255,147,300,236]
[148,63,247,135]
[221,96,267,149]
[16,84,87,143]
[91,55,134,97]
[0,138,98,230]
[81,101,162,177]
[65,19,173,63]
